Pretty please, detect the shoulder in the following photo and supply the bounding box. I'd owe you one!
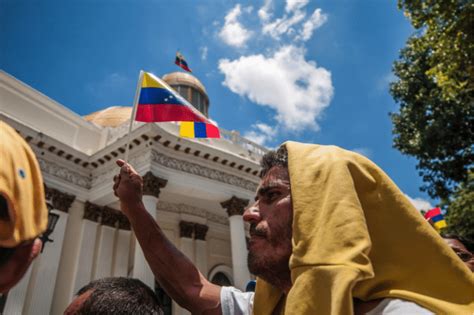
[220,286,254,315]
[366,298,434,315]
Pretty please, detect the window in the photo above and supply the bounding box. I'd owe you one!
[210,272,232,286]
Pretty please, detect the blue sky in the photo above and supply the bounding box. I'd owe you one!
[0,0,435,209]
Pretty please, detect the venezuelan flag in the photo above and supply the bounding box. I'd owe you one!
[175,52,192,72]
[135,72,220,139]
[180,122,220,138]
[424,207,447,231]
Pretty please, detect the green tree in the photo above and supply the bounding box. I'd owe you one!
[390,0,473,200]
[445,171,474,242]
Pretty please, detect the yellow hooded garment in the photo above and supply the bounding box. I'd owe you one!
[253,142,474,315]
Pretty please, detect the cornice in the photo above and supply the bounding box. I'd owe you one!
[157,201,228,226]
[38,158,91,189]
[151,150,257,192]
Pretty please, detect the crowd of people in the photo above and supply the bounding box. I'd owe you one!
[1,120,473,314]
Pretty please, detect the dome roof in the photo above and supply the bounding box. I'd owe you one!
[163,72,207,97]
[84,106,132,127]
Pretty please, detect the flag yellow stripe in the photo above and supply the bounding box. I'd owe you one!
[180,122,195,138]
[434,220,447,230]
[142,73,166,88]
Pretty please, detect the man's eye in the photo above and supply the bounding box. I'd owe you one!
[266,191,279,200]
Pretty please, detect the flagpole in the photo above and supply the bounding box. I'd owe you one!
[124,70,144,162]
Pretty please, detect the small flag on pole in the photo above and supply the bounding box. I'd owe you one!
[175,51,192,72]
[424,207,447,231]
[134,71,219,138]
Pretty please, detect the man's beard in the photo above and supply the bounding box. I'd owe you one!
[247,242,292,288]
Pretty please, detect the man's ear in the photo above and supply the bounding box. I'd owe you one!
[0,238,42,293]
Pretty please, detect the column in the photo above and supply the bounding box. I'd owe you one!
[221,196,250,290]
[72,202,101,294]
[24,187,75,315]
[133,172,167,289]
[179,221,195,262]
[51,200,84,315]
[3,268,33,315]
[194,223,209,275]
[113,216,132,277]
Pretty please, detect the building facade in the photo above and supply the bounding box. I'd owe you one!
[0,70,267,315]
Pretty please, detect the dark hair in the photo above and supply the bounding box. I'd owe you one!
[260,145,289,178]
[0,195,15,266]
[442,232,474,253]
[76,277,163,315]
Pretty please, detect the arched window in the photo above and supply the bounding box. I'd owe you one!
[208,265,233,287]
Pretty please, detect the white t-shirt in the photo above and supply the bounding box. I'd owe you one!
[220,286,433,315]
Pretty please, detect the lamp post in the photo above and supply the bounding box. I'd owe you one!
[39,210,60,253]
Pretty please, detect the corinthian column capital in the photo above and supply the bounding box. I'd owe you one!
[142,172,168,198]
[221,196,249,217]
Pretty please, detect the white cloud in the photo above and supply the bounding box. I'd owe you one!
[244,123,277,146]
[297,8,328,41]
[259,1,326,42]
[219,45,333,131]
[200,46,208,61]
[405,194,434,212]
[262,10,306,40]
[258,0,272,22]
[219,4,253,48]
[285,0,308,13]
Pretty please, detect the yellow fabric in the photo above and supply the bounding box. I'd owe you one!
[0,121,48,247]
[141,72,166,89]
[179,122,194,138]
[253,142,474,315]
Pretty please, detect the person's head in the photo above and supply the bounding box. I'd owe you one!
[64,277,163,315]
[0,122,48,293]
[442,233,474,272]
[243,145,293,291]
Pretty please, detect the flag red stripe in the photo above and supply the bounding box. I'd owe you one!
[136,104,207,122]
[424,207,442,219]
[205,123,220,138]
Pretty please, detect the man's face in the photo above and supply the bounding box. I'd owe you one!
[444,238,474,272]
[243,166,293,282]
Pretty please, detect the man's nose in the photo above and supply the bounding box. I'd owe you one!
[243,202,260,223]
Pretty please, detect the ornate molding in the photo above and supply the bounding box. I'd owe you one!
[90,149,259,193]
[83,202,130,230]
[194,223,209,240]
[157,201,228,226]
[44,185,75,213]
[151,150,258,192]
[179,221,194,238]
[38,158,91,188]
[221,196,249,217]
[143,171,168,198]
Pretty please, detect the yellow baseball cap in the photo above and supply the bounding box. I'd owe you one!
[0,121,48,247]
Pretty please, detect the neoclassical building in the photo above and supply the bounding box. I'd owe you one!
[0,70,267,315]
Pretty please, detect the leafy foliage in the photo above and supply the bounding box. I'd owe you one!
[390,0,474,199]
[445,171,474,242]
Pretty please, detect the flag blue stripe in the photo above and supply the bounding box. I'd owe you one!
[139,87,186,105]
[431,214,445,223]
[194,122,207,138]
